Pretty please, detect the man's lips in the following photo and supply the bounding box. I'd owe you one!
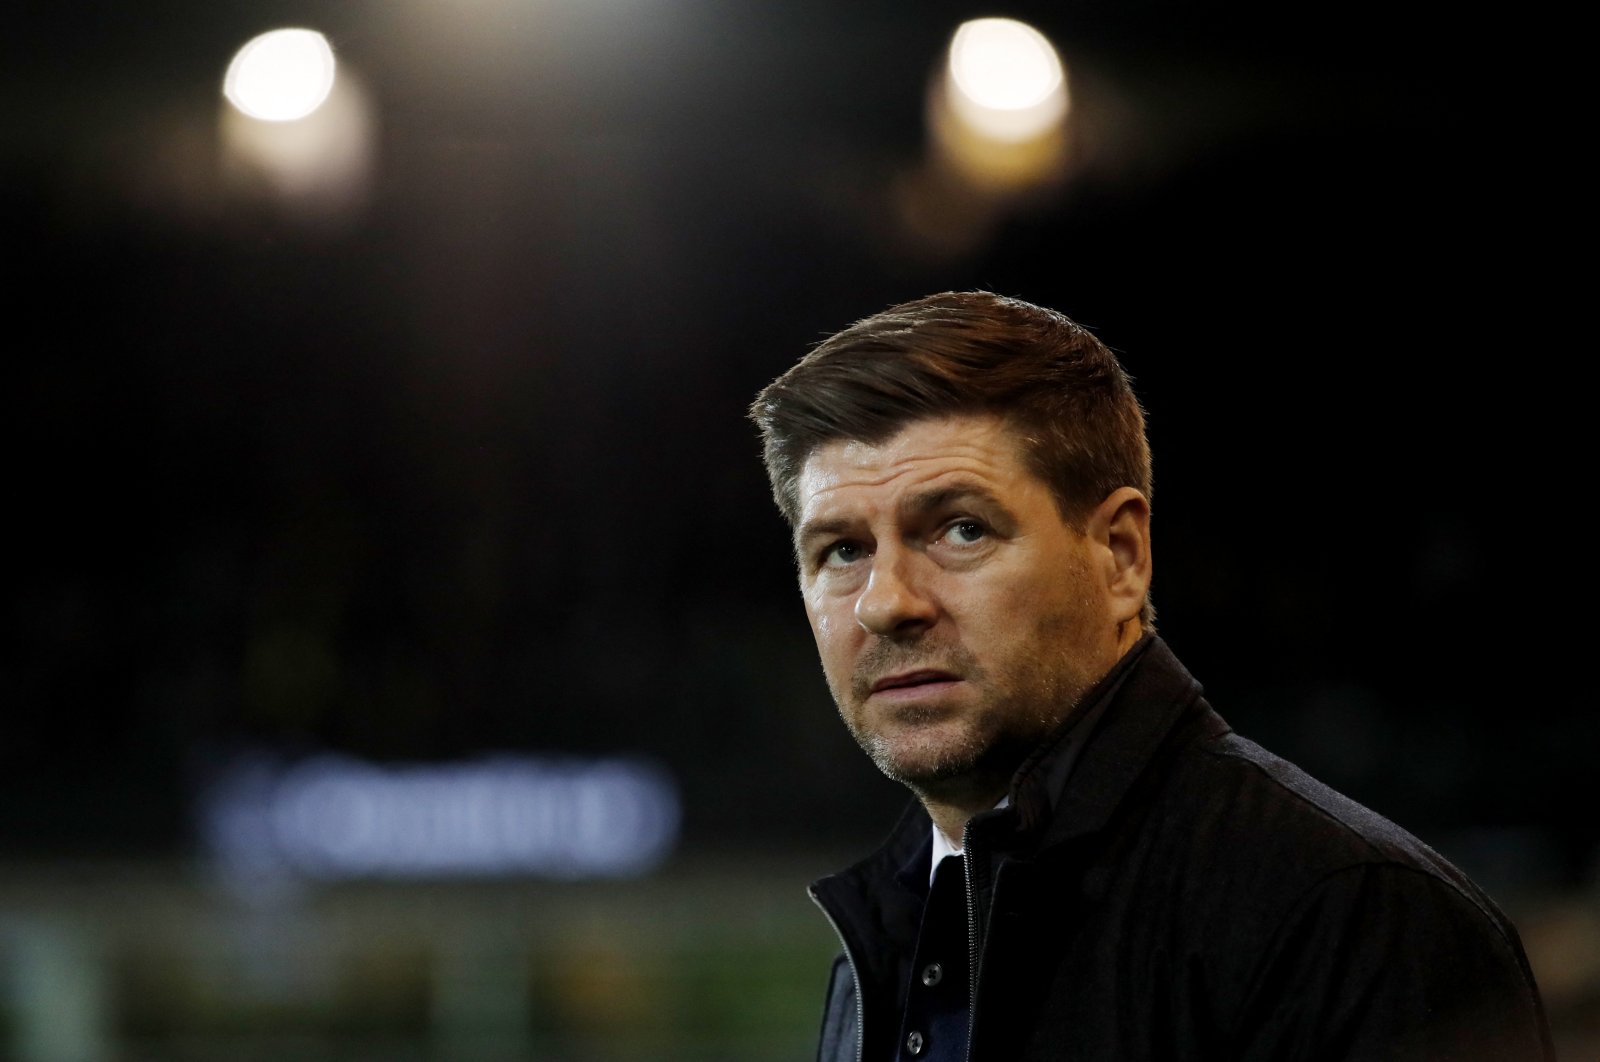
[869,669,961,694]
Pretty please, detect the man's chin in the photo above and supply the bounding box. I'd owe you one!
[867,732,989,791]
[863,722,1044,800]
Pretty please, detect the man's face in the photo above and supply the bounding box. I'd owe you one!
[795,414,1124,797]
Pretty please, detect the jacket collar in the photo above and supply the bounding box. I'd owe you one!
[1009,634,1210,851]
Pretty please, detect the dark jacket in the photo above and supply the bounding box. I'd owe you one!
[809,637,1553,1061]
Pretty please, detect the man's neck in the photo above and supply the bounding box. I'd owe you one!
[922,788,1007,851]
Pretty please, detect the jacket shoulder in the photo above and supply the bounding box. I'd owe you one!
[1192,729,1490,901]
[1070,720,1551,1055]
[1096,720,1500,951]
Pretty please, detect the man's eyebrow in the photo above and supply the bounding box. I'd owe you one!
[794,483,1009,552]
[902,482,1006,517]
[794,517,855,553]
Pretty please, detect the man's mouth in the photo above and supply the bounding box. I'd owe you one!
[870,669,961,694]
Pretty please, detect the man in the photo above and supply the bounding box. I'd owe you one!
[748,292,1552,1061]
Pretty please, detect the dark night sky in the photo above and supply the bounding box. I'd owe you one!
[6,2,1584,883]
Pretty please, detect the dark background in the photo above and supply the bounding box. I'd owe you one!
[6,1,1584,887]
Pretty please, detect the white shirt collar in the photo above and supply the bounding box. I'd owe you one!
[929,796,1009,887]
[930,821,964,881]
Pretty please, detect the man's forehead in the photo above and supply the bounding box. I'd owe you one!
[794,414,1031,514]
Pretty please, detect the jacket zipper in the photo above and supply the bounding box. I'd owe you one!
[808,884,866,1062]
[961,825,981,1062]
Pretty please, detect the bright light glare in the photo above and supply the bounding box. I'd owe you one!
[224,29,337,122]
[949,18,1062,111]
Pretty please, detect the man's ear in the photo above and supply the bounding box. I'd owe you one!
[1085,487,1152,626]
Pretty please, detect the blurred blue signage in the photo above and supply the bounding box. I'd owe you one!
[200,752,680,882]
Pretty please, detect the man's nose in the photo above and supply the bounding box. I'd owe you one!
[854,550,937,636]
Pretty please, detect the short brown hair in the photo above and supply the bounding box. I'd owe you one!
[749,291,1153,620]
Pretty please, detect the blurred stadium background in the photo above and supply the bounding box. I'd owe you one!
[4,1,1591,1058]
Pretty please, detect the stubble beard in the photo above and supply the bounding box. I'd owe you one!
[834,635,1095,805]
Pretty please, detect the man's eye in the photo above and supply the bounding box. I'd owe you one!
[941,521,986,546]
[822,542,866,568]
